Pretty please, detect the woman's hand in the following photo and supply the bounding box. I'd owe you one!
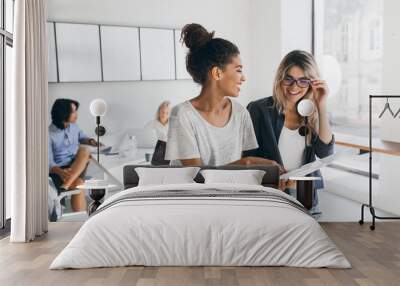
[311,79,329,109]
[88,138,104,147]
[311,79,333,144]
[180,158,203,166]
[60,168,73,181]
[51,166,72,182]
[279,179,287,191]
[278,179,295,192]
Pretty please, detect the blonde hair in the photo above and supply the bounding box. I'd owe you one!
[272,50,320,139]
[156,101,171,122]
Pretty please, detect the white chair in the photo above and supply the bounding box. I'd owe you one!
[48,177,87,222]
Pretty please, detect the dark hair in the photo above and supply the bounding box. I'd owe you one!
[181,23,240,84]
[51,98,80,129]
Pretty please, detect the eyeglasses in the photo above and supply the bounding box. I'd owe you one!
[282,77,311,88]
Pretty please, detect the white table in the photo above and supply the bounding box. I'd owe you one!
[82,148,153,214]
[289,176,322,210]
[98,147,154,169]
[98,148,153,184]
[77,183,118,215]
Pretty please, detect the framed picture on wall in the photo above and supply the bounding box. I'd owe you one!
[140,28,175,81]
[56,23,102,82]
[100,25,141,81]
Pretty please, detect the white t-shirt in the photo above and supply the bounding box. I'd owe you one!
[145,119,168,142]
[278,126,305,171]
[165,99,258,166]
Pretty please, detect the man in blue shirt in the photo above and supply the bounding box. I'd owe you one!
[49,99,99,212]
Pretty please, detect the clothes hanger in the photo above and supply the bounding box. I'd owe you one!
[378,98,395,118]
[393,106,400,118]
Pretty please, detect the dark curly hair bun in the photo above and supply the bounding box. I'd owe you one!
[181,23,214,51]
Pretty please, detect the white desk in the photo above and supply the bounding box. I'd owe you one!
[335,132,400,156]
[97,148,153,187]
[78,183,118,214]
[98,148,154,169]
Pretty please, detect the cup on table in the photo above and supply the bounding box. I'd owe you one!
[145,153,153,162]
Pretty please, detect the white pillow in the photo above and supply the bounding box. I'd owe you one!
[200,169,266,185]
[135,167,200,186]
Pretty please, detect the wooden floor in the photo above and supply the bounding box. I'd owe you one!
[0,222,400,286]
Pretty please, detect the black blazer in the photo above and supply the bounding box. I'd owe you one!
[244,96,334,189]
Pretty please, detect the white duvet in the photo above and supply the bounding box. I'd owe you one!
[50,183,351,269]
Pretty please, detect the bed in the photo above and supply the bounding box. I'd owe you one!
[50,165,350,269]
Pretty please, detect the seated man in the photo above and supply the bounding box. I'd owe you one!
[49,99,100,212]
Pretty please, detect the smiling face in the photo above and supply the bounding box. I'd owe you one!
[281,65,311,105]
[158,105,170,124]
[216,55,246,98]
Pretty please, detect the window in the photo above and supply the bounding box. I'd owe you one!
[369,19,382,51]
[314,0,383,127]
[340,22,349,62]
[1,0,14,232]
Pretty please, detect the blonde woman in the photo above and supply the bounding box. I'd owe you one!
[145,101,171,165]
[145,101,171,142]
[245,50,334,214]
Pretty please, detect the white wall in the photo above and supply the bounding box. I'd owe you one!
[247,0,312,102]
[281,0,312,55]
[377,0,400,214]
[380,0,400,143]
[247,0,281,101]
[47,0,281,145]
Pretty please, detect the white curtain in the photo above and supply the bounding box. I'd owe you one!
[9,0,48,242]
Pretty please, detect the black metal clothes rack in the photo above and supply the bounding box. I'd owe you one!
[359,95,400,230]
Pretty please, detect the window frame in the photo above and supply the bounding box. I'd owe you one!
[0,0,13,234]
[311,0,384,135]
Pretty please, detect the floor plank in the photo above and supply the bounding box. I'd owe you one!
[0,222,399,286]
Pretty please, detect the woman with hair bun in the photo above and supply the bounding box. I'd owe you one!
[165,23,282,170]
